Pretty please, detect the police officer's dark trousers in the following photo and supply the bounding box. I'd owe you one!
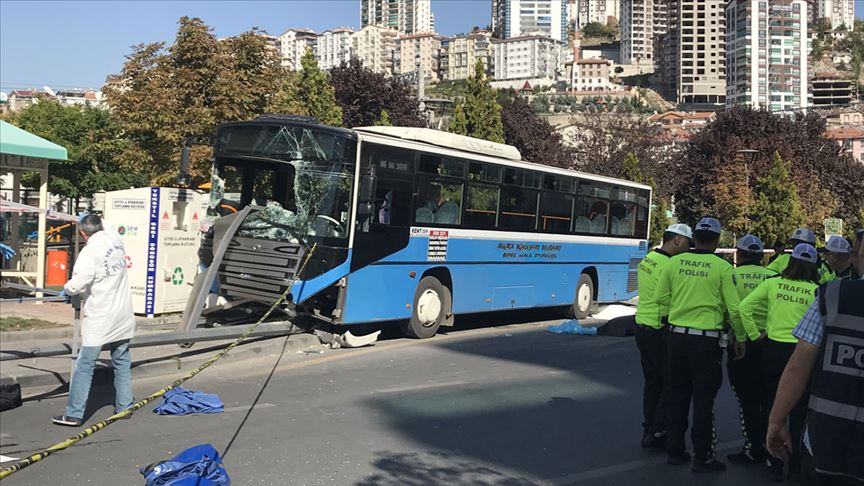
[726,339,768,458]
[634,325,668,435]
[666,331,723,461]
[762,338,807,475]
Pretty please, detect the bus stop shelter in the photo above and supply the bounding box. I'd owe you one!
[0,120,69,292]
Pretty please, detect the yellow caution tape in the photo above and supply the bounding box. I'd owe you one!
[0,244,318,479]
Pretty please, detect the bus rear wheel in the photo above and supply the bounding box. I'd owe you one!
[571,273,595,319]
[403,276,451,339]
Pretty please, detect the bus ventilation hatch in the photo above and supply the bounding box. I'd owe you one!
[218,236,306,304]
[626,257,640,293]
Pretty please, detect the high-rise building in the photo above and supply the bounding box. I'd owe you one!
[726,0,809,112]
[317,28,354,70]
[351,25,399,75]
[573,0,619,29]
[677,0,726,106]
[396,33,444,83]
[502,0,569,42]
[360,0,434,35]
[492,35,562,80]
[813,0,855,32]
[620,0,656,64]
[492,0,507,38]
[443,32,493,80]
[279,29,318,71]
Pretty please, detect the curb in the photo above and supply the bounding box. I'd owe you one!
[0,333,321,391]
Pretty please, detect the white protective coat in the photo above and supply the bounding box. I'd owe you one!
[64,228,135,347]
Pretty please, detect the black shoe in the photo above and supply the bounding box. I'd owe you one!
[727,450,766,466]
[667,452,691,466]
[641,432,667,450]
[692,458,727,473]
[52,414,83,427]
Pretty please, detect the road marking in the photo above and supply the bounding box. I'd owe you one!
[222,403,276,413]
[544,440,744,485]
[375,380,469,394]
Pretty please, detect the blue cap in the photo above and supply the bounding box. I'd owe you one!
[695,217,722,235]
[77,212,89,224]
[789,227,816,245]
[791,243,818,264]
[736,234,764,252]
[824,235,852,254]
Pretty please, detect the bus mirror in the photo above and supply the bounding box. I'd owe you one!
[357,202,375,217]
[359,175,376,203]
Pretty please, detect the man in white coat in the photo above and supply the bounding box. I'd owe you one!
[53,214,136,427]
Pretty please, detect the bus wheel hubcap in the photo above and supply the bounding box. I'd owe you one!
[417,289,442,325]
[577,284,591,311]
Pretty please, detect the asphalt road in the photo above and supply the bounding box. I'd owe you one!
[0,316,783,486]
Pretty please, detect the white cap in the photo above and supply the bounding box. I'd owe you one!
[791,243,818,264]
[790,227,817,245]
[665,223,693,240]
[695,217,722,235]
[737,234,764,252]
[824,235,852,254]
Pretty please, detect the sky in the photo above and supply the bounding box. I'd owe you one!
[0,0,491,91]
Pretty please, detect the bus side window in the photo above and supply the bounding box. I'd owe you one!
[362,144,414,233]
[575,181,610,235]
[540,191,573,234]
[414,179,463,226]
[635,190,650,239]
[499,186,538,232]
[610,187,639,237]
[464,183,499,229]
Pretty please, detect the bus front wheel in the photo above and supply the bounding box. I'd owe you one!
[403,276,451,339]
[572,273,595,319]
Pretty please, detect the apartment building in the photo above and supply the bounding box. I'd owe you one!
[397,33,444,82]
[443,33,493,80]
[726,0,809,112]
[351,25,399,75]
[279,29,318,70]
[317,28,354,70]
[492,35,562,80]
[812,0,855,32]
[360,0,434,35]
[677,0,726,106]
[502,0,569,42]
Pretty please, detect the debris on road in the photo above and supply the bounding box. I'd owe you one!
[153,387,224,416]
[315,329,381,349]
[546,320,598,336]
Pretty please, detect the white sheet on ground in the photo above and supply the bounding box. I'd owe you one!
[591,305,636,321]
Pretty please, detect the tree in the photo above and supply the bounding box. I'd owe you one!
[449,103,468,134]
[707,154,752,238]
[498,91,573,167]
[748,151,805,246]
[375,110,392,126]
[329,57,425,128]
[677,107,864,238]
[461,60,504,143]
[270,49,342,126]
[620,152,669,246]
[8,98,146,203]
[105,17,288,183]
[580,22,616,40]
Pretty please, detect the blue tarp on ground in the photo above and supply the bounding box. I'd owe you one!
[153,387,224,416]
[141,443,230,486]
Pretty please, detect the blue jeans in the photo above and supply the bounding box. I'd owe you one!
[66,340,133,420]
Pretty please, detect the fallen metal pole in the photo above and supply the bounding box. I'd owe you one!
[0,321,301,361]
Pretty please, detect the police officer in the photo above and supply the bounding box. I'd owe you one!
[740,243,821,482]
[767,228,834,284]
[820,235,858,280]
[766,231,863,485]
[634,223,693,449]
[655,218,759,473]
[726,234,777,466]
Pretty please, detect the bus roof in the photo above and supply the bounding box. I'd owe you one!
[355,126,522,161]
[354,127,653,191]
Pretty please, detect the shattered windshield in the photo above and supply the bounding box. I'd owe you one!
[213,124,356,244]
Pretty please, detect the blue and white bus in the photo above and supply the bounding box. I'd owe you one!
[203,115,651,338]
